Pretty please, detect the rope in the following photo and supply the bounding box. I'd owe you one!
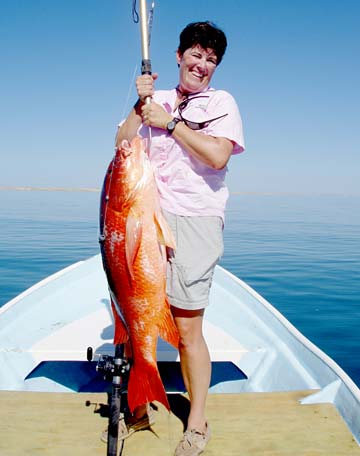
[132,0,139,23]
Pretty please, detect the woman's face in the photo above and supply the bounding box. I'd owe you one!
[176,44,217,94]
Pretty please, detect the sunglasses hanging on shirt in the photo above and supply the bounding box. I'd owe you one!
[176,95,228,131]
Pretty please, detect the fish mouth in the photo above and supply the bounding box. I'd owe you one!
[121,149,132,159]
[117,143,133,159]
[113,144,133,166]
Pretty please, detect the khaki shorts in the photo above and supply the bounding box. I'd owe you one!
[163,210,224,310]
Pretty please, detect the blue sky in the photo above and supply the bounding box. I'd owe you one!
[1,0,359,194]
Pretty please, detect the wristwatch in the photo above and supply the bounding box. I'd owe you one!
[166,117,181,135]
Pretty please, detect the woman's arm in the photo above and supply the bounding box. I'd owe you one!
[115,100,143,148]
[171,122,233,170]
[141,101,234,170]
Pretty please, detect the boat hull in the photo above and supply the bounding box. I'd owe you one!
[0,254,359,444]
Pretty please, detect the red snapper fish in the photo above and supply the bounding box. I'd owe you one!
[99,136,179,412]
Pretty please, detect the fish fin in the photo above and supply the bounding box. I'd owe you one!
[154,209,176,249]
[127,360,170,413]
[125,215,142,280]
[158,298,180,349]
[111,301,129,345]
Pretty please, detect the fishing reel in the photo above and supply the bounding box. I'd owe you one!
[87,346,131,382]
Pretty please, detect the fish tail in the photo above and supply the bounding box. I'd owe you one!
[158,298,180,349]
[127,360,170,413]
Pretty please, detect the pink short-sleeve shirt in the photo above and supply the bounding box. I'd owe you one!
[137,87,245,220]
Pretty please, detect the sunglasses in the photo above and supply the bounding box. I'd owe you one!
[177,95,228,131]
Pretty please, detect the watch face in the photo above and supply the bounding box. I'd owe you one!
[167,120,176,133]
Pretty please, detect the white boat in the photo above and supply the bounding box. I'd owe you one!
[1,254,360,453]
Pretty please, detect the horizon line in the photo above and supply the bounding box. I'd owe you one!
[0,186,359,197]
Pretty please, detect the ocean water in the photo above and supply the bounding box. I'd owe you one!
[0,190,359,387]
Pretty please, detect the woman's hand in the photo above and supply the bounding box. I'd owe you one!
[136,73,158,102]
[136,73,173,130]
[141,101,173,130]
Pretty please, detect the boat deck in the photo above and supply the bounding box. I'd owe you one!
[0,390,359,455]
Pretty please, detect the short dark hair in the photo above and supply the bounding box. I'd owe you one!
[178,21,227,65]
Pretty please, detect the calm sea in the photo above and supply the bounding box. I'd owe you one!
[0,190,359,387]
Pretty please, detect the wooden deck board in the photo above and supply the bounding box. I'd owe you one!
[0,390,359,455]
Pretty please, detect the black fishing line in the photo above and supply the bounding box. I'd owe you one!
[132,0,139,23]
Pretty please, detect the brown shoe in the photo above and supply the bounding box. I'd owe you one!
[174,422,211,455]
[100,405,155,443]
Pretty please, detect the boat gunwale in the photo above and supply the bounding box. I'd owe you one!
[217,264,360,403]
[0,260,85,316]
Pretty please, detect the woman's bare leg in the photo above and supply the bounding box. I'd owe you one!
[171,307,210,432]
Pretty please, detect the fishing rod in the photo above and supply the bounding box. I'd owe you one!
[137,0,154,102]
[135,0,155,143]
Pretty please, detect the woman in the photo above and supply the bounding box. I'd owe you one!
[116,21,244,456]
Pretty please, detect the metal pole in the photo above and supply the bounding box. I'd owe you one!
[139,0,152,76]
[107,344,126,456]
